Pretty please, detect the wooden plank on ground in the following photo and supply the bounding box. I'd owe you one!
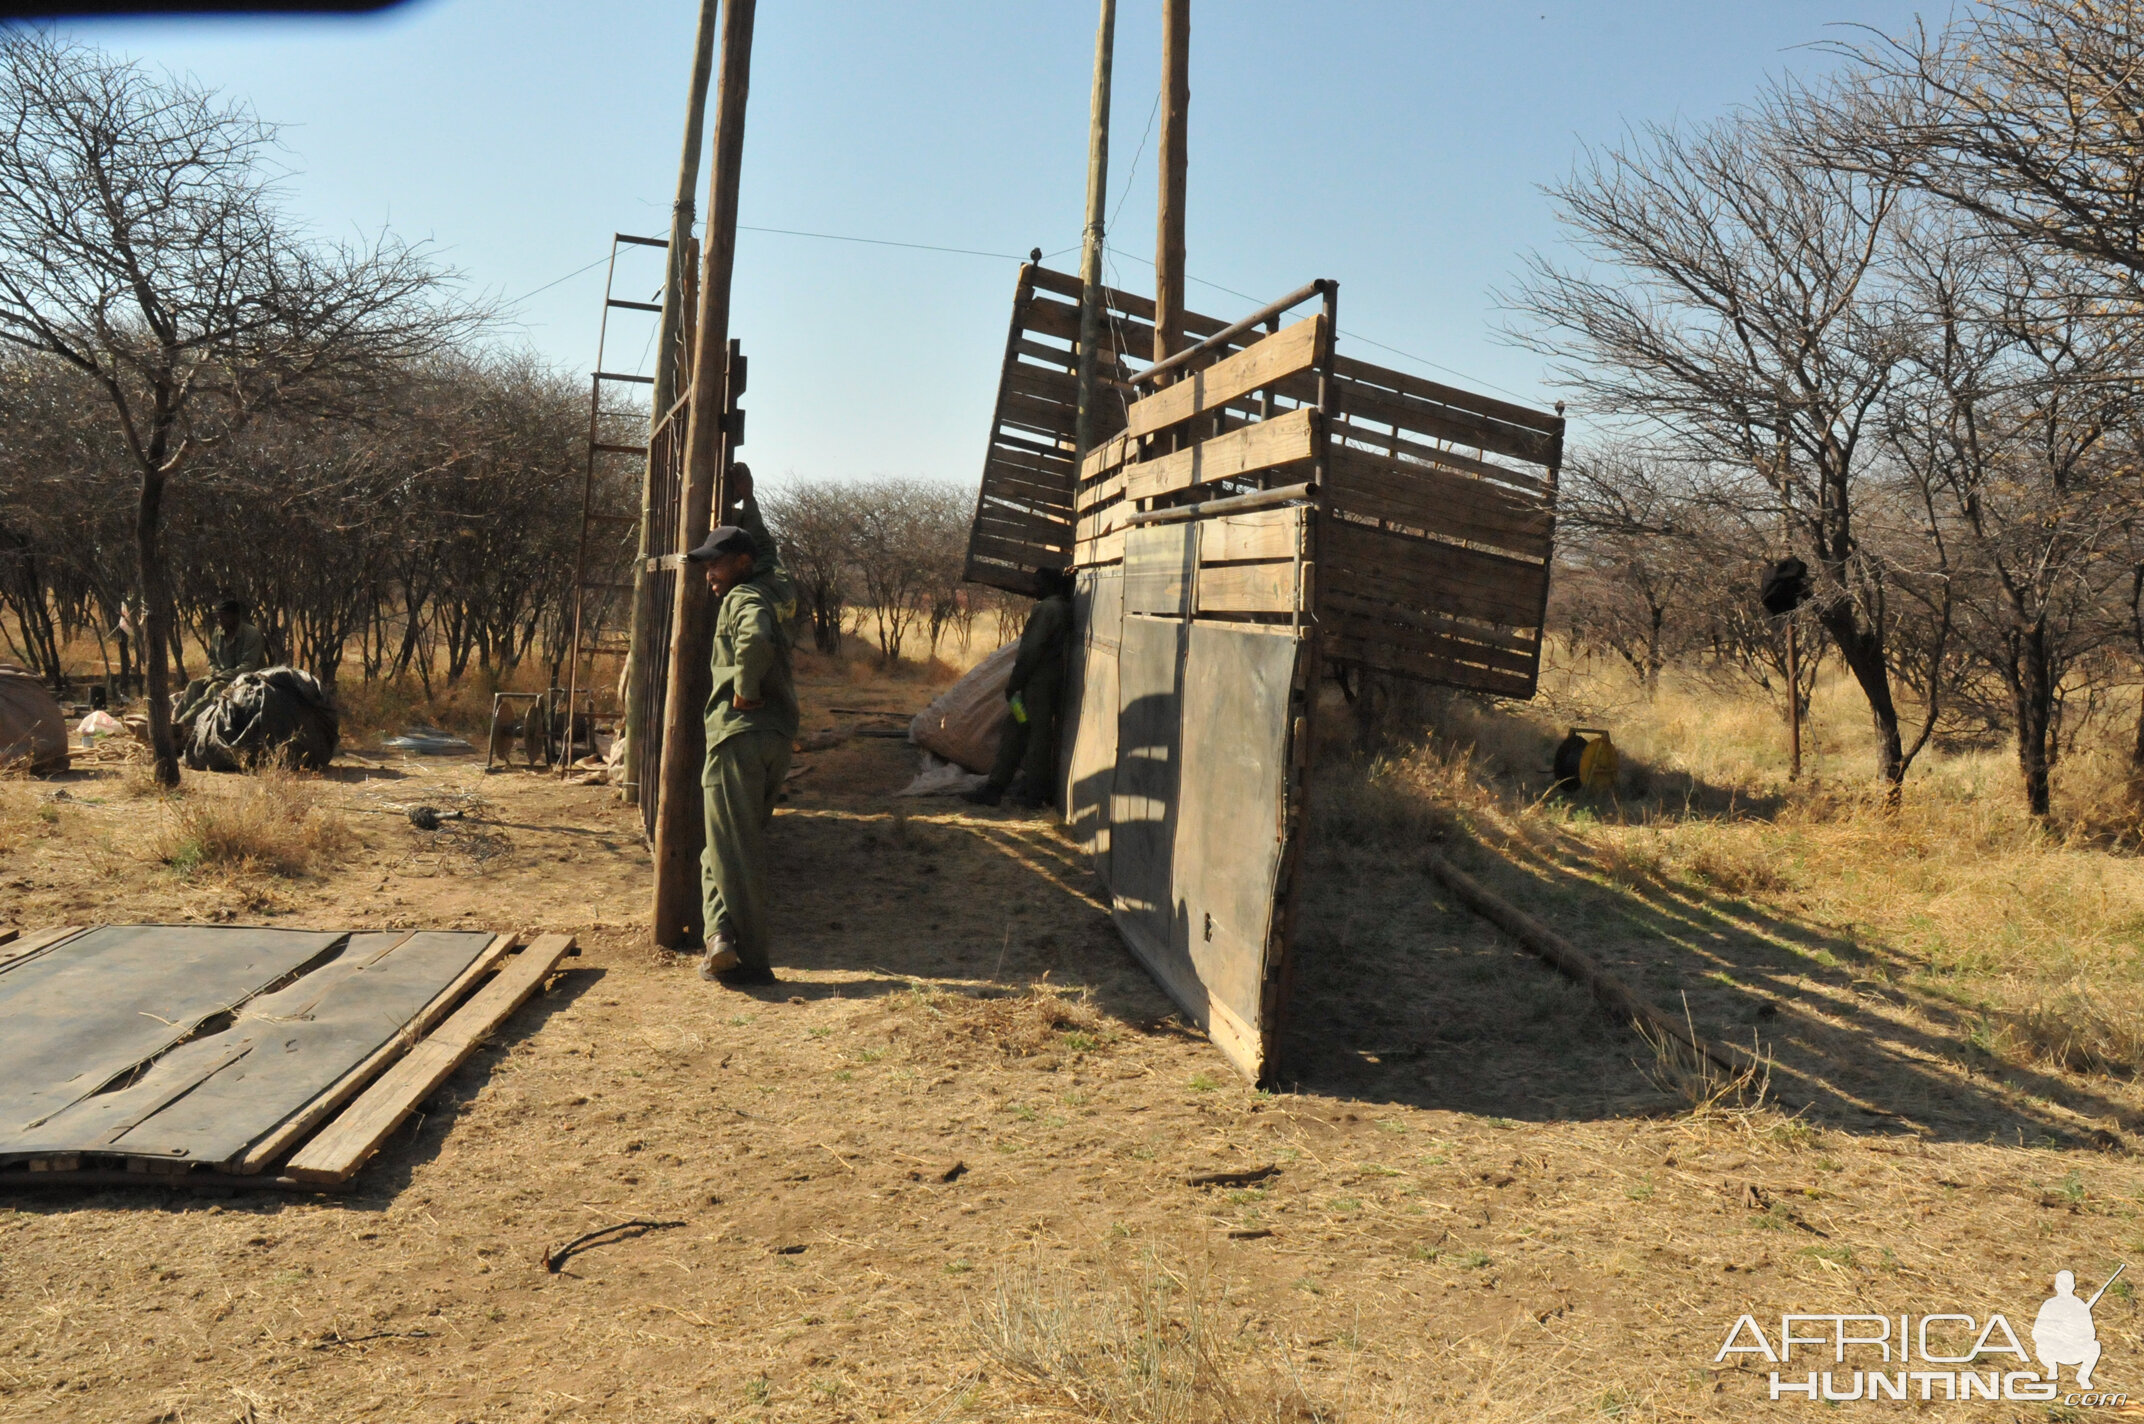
[0,927,15,946]
[1124,316,1325,440]
[230,932,518,1173]
[284,934,574,1185]
[1125,407,1320,503]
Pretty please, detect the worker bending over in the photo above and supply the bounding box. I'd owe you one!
[174,597,267,728]
[685,466,797,986]
[965,568,1072,809]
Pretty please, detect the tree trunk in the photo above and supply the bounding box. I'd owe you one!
[2013,624,2054,819]
[137,465,180,787]
[1820,604,1904,800]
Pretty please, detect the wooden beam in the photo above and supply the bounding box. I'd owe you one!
[0,925,86,974]
[228,933,520,1173]
[285,935,576,1185]
[1124,315,1325,440]
[652,0,757,948]
[1153,0,1189,369]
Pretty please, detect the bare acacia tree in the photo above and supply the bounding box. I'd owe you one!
[1829,1,2144,287]
[1505,82,1936,795]
[1880,227,2140,816]
[761,479,855,654]
[0,34,473,782]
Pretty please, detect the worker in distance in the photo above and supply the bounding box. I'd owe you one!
[684,464,797,987]
[964,566,1072,810]
[173,595,267,730]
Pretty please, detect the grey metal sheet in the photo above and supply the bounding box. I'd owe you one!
[1173,624,1300,1034]
[0,931,497,1166]
[1111,612,1197,1008]
[1064,568,1123,883]
[0,926,346,1139]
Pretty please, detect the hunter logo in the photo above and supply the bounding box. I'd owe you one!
[1715,1264,2129,1406]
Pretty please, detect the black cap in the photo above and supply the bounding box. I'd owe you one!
[217,596,246,614]
[685,526,755,562]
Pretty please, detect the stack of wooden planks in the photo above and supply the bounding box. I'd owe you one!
[0,924,575,1191]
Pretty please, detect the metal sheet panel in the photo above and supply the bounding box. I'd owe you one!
[1063,567,1123,882]
[1173,624,1300,1041]
[1111,612,1188,990]
[0,931,498,1166]
[0,926,346,1139]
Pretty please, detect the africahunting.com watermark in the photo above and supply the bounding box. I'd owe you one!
[1715,1264,2129,1405]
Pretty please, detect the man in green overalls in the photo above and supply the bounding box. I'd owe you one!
[964,568,1073,810]
[685,468,798,986]
[174,597,268,729]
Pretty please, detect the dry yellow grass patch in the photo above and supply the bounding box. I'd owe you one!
[147,765,354,878]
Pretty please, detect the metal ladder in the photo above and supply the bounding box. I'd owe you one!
[561,232,670,777]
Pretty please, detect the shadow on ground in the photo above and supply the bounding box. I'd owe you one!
[1278,780,2131,1148]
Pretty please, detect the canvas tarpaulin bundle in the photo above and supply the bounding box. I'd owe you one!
[0,662,69,772]
[909,640,1016,773]
[185,666,340,772]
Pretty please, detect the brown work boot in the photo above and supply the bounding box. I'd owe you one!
[698,936,741,980]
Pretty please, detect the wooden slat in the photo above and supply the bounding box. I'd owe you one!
[1335,379,1558,467]
[1320,520,1548,628]
[1124,316,1326,441]
[1076,499,1131,543]
[284,934,575,1185]
[1080,431,1135,481]
[1331,354,1562,439]
[1200,506,1303,564]
[1326,447,1552,557]
[230,932,519,1172]
[1332,422,1550,496]
[1324,610,1541,678]
[1075,470,1126,514]
[969,528,1068,565]
[0,926,87,974]
[1075,530,1126,567]
[1124,406,1321,503]
[1197,562,1298,615]
[0,927,15,946]
[1325,631,1536,697]
[1321,587,1541,657]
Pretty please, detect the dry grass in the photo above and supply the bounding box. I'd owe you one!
[890,980,1110,1060]
[146,765,355,878]
[967,1251,1332,1423]
[1334,647,2144,1092]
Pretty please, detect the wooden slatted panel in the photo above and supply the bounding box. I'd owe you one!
[966,265,1194,595]
[1197,562,1299,615]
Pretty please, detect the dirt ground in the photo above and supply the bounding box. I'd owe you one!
[5,667,2144,1422]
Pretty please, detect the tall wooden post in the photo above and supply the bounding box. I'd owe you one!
[1153,0,1188,371]
[621,0,722,807]
[652,0,756,948]
[1073,0,1117,470]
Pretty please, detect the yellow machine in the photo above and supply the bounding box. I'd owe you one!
[1554,727,1618,794]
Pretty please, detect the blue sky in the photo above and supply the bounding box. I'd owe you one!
[78,0,1925,489]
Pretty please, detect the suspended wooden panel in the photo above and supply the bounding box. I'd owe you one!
[965,265,1237,596]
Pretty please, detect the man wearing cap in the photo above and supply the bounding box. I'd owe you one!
[685,467,798,986]
[174,597,268,729]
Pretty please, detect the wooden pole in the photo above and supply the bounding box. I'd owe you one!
[621,0,722,807]
[1073,0,1117,471]
[1153,0,1188,372]
[651,0,756,948]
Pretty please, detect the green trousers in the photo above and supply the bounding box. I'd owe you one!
[700,729,791,970]
[986,682,1061,800]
